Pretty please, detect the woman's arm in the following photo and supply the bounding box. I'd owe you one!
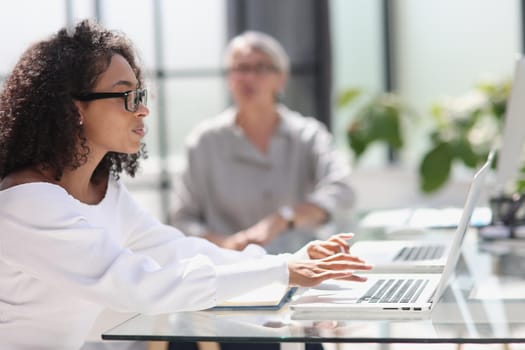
[304,120,355,222]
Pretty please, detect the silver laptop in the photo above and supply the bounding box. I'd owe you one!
[290,151,493,318]
[349,152,494,273]
[349,239,449,273]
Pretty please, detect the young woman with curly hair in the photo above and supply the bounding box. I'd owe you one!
[0,20,371,350]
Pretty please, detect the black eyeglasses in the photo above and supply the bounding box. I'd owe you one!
[73,88,148,112]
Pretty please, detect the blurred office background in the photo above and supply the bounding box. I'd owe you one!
[0,0,521,221]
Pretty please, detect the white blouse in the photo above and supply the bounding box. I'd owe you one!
[0,179,290,350]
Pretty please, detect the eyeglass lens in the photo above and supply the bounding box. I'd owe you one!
[230,63,278,75]
[126,89,147,112]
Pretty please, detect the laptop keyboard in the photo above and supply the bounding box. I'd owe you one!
[393,245,445,261]
[357,279,430,304]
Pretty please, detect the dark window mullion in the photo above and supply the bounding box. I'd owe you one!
[381,0,397,163]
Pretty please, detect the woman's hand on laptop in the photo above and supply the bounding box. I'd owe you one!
[288,253,373,287]
[306,233,354,259]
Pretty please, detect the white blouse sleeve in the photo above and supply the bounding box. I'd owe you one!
[0,184,289,314]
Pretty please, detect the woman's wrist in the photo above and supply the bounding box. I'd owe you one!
[237,230,249,246]
[277,206,295,230]
[270,213,291,236]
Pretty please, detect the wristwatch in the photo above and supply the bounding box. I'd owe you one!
[278,205,295,230]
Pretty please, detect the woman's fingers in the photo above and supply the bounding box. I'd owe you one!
[307,240,352,259]
[318,261,373,271]
[306,233,356,259]
[321,240,349,252]
[331,232,354,240]
[288,249,373,287]
[313,270,368,284]
[328,237,350,253]
[308,245,334,259]
[310,242,342,255]
[326,233,352,253]
[322,252,367,264]
[318,260,373,271]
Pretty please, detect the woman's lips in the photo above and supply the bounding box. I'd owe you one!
[132,125,146,137]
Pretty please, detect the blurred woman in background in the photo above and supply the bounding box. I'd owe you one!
[171,31,355,255]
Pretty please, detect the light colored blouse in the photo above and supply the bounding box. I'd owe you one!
[0,178,291,350]
[170,104,355,253]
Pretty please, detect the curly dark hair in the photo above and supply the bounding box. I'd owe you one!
[0,19,147,181]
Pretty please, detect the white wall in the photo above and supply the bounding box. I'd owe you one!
[395,0,521,165]
[331,0,519,212]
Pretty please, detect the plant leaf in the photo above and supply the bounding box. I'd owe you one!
[337,88,362,108]
[347,125,369,159]
[419,143,454,193]
[454,138,478,168]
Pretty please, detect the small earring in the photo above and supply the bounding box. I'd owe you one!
[79,120,83,126]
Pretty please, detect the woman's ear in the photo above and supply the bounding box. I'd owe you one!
[73,100,85,126]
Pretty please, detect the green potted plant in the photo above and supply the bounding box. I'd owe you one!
[337,88,417,161]
[419,79,510,193]
[338,81,511,195]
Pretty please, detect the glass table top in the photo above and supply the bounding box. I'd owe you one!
[103,231,525,344]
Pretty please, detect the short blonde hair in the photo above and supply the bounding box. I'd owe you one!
[224,31,290,74]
